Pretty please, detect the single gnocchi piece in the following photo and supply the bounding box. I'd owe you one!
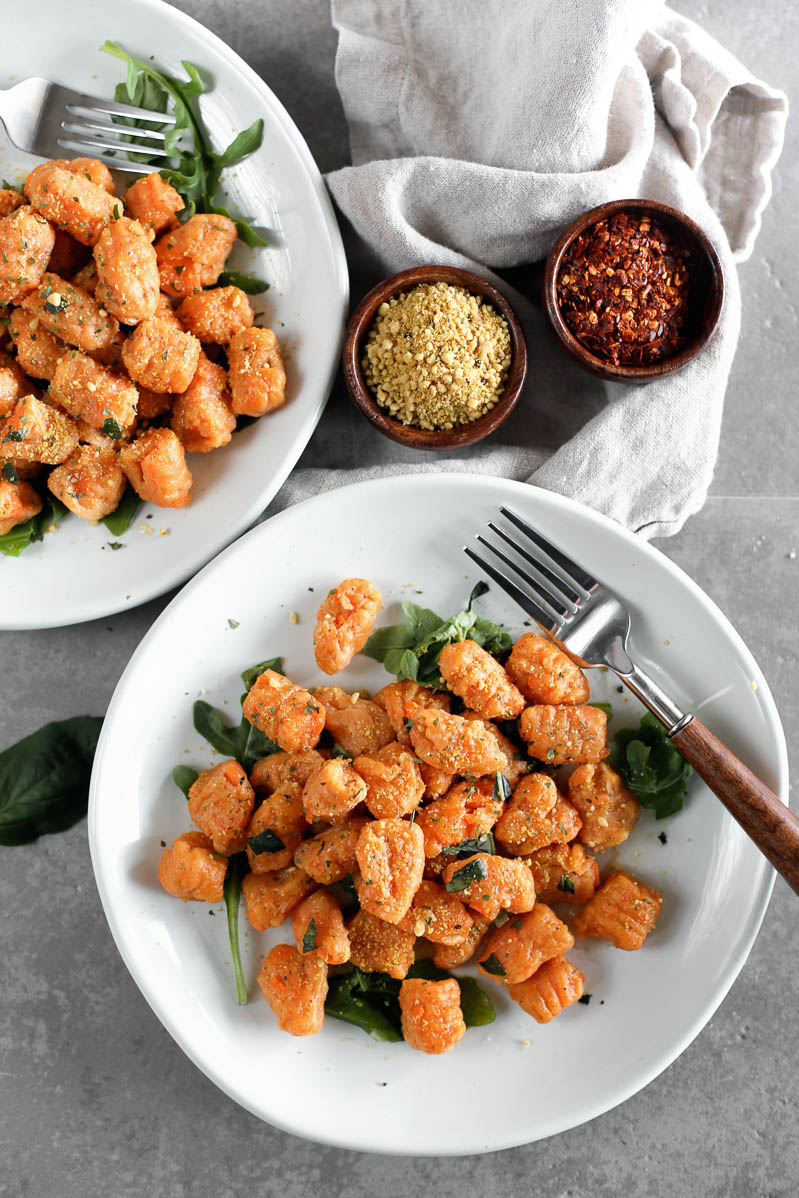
[177,286,254,345]
[242,865,316,931]
[53,157,115,194]
[439,639,525,719]
[519,704,609,765]
[155,213,237,297]
[567,762,641,853]
[313,577,382,675]
[505,634,590,705]
[243,669,326,753]
[400,978,466,1055]
[0,349,32,417]
[292,890,350,965]
[119,428,193,508]
[375,680,451,746]
[302,758,368,824]
[0,188,25,218]
[347,909,416,979]
[355,817,425,923]
[21,273,120,353]
[507,955,585,1023]
[124,172,184,235]
[136,387,173,422]
[494,773,559,852]
[498,791,582,856]
[250,749,327,795]
[314,686,394,758]
[93,216,160,325]
[2,395,79,464]
[432,912,492,969]
[24,162,121,245]
[353,741,424,820]
[442,853,535,921]
[0,477,42,535]
[478,903,574,984]
[246,785,307,872]
[419,761,456,800]
[157,831,227,902]
[228,326,286,417]
[170,353,236,453]
[0,206,56,304]
[187,759,255,855]
[8,309,66,381]
[49,352,138,433]
[396,880,474,945]
[257,944,327,1036]
[525,842,599,904]
[121,316,201,394]
[415,776,503,859]
[47,444,126,521]
[409,708,507,777]
[573,870,662,950]
[463,713,530,788]
[293,814,370,884]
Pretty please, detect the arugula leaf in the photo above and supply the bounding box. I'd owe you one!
[609,712,692,819]
[301,917,318,954]
[223,853,248,1005]
[101,486,140,536]
[440,831,496,858]
[172,765,198,797]
[247,827,285,855]
[0,494,68,558]
[445,857,488,892]
[0,716,104,845]
[360,583,510,689]
[240,656,283,693]
[218,270,270,295]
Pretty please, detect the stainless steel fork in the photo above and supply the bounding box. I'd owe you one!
[466,506,799,896]
[0,77,176,172]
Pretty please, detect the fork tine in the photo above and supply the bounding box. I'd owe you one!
[61,118,170,143]
[486,521,581,607]
[474,532,575,620]
[464,547,562,635]
[499,507,597,594]
[65,99,177,126]
[57,130,171,161]
[54,140,153,172]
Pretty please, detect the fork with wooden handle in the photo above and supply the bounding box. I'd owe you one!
[465,506,799,896]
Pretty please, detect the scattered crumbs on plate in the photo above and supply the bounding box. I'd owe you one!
[750,680,758,691]
[290,611,299,625]
[521,1039,531,1049]
[616,685,624,693]
[663,638,670,646]
[107,541,125,551]
[308,586,314,592]
[377,1081,388,1087]
[146,513,153,519]
[139,522,153,535]
[788,548,796,560]
[159,528,170,537]
[578,994,592,1005]
[658,831,668,844]
[160,840,166,847]
[228,618,240,629]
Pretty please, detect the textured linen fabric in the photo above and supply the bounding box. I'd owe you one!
[278,0,786,537]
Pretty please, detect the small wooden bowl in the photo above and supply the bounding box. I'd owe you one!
[543,199,724,383]
[342,265,528,449]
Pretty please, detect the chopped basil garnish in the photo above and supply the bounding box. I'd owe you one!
[102,418,122,440]
[247,826,285,855]
[557,873,576,894]
[492,772,511,803]
[445,857,488,892]
[441,831,496,858]
[301,917,318,954]
[480,953,507,977]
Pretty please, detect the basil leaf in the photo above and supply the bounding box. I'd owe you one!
[236,718,281,772]
[101,485,140,536]
[172,765,198,797]
[330,742,351,760]
[193,700,241,759]
[1,462,18,483]
[324,972,402,1042]
[440,831,496,858]
[480,952,507,977]
[241,656,283,692]
[301,917,318,954]
[0,494,67,558]
[589,701,613,719]
[223,853,248,1004]
[102,417,122,440]
[445,857,488,893]
[218,270,269,295]
[0,716,103,845]
[609,712,692,819]
[557,873,576,894]
[361,622,417,665]
[492,772,511,803]
[247,826,285,855]
[456,977,496,1027]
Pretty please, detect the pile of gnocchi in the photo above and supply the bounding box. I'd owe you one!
[158,578,662,1055]
[0,158,284,534]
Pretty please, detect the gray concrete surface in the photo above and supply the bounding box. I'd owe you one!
[1,2,797,1195]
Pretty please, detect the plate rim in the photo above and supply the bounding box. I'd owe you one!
[88,471,788,1155]
[0,0,349,631]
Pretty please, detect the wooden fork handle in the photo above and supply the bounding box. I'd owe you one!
[671,718,799,896]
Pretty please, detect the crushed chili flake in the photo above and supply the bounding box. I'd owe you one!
[556,212,699,367]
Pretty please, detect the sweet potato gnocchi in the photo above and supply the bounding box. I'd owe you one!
[158,578,666,1055]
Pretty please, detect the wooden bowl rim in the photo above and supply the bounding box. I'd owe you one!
[542,198,725,383]
[342,265,528,449]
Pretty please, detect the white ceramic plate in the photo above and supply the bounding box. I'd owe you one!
[0,0,347,630]
[89,474,788,1155]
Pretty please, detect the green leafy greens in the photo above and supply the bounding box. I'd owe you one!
[101,486,141,536]
[0,495,68,558]
[0,716,104,845]
[444,857,489,893]
[172,765,199,798]
[361,581,511,689]
[193,699,279,772]
[223,853,248,1005]
[100,41,267,248]
[609,711,693,819]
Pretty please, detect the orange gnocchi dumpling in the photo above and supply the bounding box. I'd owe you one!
[21,273,120,353]
[525,842,599,904]
[567,762,641,853]
[0,477,42,534]
[157,831,227,903]
[396,879,473,945]
[355,817,424,923]
[301,757,367,824]
[409,708,507,776]
[293,814,370,884]
[442,853,535,921]
[574,871,662,950]
[494,772,559,852]
[8,309,66,381]
[505,633,590,705]
[0,206,56,303]
[438,639,525,719]
[47,445,127,521]
[242,864,316,931]
[246,785,307,872]
[155,213,236,296]
[187,759,255,855]
[352,741,424,819]
[177,286,254,345]
[477,903,574,984]
[242,668,325,753]
[291,890,350,965]
[228,326,286,417]
[519,704,609,765]
[415,776,503,858]
[314,686,394,757]
[374,680,451,746]
[93,216,160,325]
[313,577,382,675]
[432,912,492,970]
[170,353,236,453]
[124,172,183,235]
[2,395,79,464]
[257,944,327,1036]
[347,909,416,979]
[400,978,465,1055]
[119,428,193,508]
[50,352,138,434]
[121,315,200,394]
[25,161,121,245]
[507,955,585,1023]
[250,749,327,795]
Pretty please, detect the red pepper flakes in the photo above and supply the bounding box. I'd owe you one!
[556,212,697,367]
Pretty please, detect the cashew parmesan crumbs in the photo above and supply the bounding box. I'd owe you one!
[362,282,511,430]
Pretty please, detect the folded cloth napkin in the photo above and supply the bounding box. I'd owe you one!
[276,0,787,538]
